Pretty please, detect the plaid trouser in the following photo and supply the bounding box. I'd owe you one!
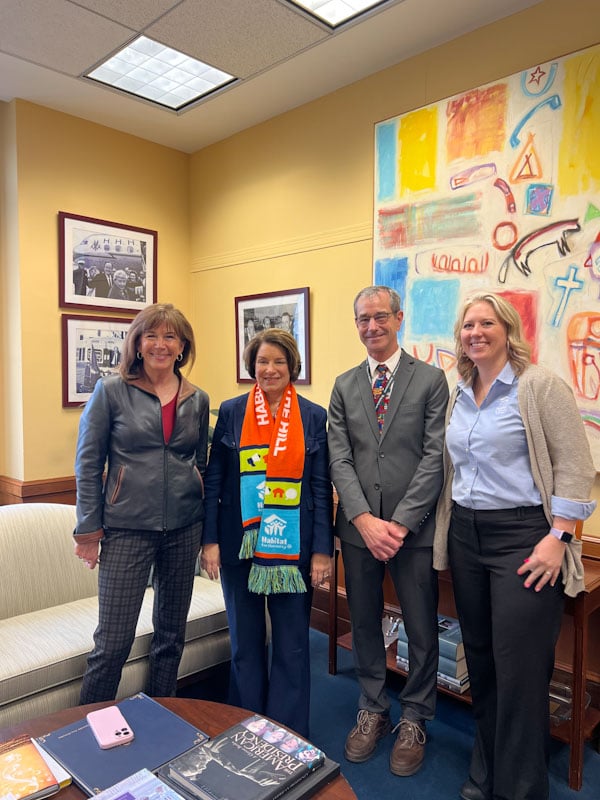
[79,522,202,703]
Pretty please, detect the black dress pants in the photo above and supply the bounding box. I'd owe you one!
[449,503,564,800]
[341,539,439,722]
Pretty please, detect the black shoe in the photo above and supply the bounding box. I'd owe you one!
[460,779,489,800]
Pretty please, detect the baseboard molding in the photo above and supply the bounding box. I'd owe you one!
[0,475,76,506]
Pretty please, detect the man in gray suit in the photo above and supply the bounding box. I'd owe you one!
[328,286,448,776]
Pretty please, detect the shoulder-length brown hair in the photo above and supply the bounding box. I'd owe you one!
[244,329,301,382]
[454,293,531,385]
[120,303,196,379]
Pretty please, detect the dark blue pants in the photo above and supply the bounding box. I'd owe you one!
[220,561,313,737]
[449,503,564,800]
[80,523,201,703]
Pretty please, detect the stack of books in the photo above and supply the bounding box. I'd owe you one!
[394,613,470,695]
[157,715,339,800]
[0,737,71,800]
[27,694,339,800]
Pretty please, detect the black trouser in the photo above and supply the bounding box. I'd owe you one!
[449,503,564,800]
[342,539,439,722]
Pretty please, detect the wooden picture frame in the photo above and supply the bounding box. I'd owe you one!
[235,287,310,384]
[62,314,133,407]
[59,211,157,313]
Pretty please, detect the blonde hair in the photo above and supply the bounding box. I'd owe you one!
[454,293,531,385]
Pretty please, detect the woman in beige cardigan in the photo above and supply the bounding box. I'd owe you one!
[434,293,596,800]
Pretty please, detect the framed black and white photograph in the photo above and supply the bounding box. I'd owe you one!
[235,287,310,384]
[59,211,157,313]
[62,314,133,407]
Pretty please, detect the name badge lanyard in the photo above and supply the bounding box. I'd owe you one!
[367,360,400,415]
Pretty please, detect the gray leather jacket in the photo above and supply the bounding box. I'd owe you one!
[75,373,209,535]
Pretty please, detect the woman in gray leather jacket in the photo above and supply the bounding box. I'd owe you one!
[74,303,209,703]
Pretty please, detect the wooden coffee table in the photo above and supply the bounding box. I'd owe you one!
[0,698,356,800]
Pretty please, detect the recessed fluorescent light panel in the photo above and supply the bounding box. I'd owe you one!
[86,36,236,112]
[288,0,389,27]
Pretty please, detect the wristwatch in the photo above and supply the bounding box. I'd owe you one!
[549,527,574,543]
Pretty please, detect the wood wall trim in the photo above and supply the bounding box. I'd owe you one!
[0,475,76,505]
[582,536,600,560]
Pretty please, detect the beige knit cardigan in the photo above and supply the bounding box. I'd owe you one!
[433,364,596,597]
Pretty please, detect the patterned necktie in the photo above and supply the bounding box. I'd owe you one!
[372,364,389,433]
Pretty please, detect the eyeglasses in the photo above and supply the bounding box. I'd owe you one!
[355,312,395,327]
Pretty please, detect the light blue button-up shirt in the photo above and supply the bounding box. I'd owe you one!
[446,362,594,520]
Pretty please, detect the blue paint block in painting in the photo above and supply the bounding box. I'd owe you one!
[374,257,408,344]
[376,121,397,202]
[409,279,459,338]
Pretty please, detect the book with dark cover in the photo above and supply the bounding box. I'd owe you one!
[36,694,208,795]
[160,757,341,800]
[0,738,60,800]
[395,639,468,679]
[396,613,465,661]
[159,716,327,800]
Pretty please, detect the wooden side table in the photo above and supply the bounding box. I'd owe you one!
[1,698,356,800]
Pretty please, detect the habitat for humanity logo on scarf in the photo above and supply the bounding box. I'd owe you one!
[239,382,306,595]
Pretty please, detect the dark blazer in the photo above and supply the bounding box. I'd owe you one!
[328,349,448,549]
[88,272,111,298]
[203,392,333,566]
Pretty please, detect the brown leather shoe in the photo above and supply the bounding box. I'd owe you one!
[389,717,426,776]
[344,710,392,763]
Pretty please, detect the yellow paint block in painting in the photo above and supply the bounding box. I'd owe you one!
[398,106,437,195]
[559,47,600,195]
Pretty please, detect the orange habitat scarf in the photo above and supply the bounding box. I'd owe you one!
[239,383,306,594]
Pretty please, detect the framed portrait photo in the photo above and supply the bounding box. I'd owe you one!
[235,287,310,384]
[59,211,157,313]
[62,314,133,407]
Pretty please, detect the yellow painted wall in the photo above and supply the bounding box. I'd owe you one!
[0,101,23,480]
[8,101,190,479]
[1,0,598,532]
[189,0,600,533]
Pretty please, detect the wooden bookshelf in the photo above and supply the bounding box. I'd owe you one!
[328,551,600,791]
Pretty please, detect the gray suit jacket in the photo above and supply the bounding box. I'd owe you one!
[328,349,448,549]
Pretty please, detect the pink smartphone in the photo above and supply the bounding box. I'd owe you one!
[86,705,135,749]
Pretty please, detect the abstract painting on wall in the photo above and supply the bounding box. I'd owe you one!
[373,43,600,467]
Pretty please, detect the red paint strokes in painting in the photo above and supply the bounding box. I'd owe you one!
[500,290,538,363]
[446,84,508,162]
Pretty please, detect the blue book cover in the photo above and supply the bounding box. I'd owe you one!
[36,694,208,795]
[437,615,464,660]
[396,614,464,661]
[396,654,470,694]
[395,639,468,678]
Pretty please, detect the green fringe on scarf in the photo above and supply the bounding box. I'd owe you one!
[248,563,307,595]
[239,528,258,560]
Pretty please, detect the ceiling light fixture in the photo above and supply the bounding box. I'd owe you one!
[86,36,235,112]
[287,0,389,27]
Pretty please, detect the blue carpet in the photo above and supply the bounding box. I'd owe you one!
[179,629,600,799]
[307,629,600,800]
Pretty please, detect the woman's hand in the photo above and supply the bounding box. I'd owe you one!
[310,553,332,587]
[201,543,221,580]
[516,533,567,592]
[74,540,100,569]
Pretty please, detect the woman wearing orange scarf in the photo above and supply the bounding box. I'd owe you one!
[201,329,333,737]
